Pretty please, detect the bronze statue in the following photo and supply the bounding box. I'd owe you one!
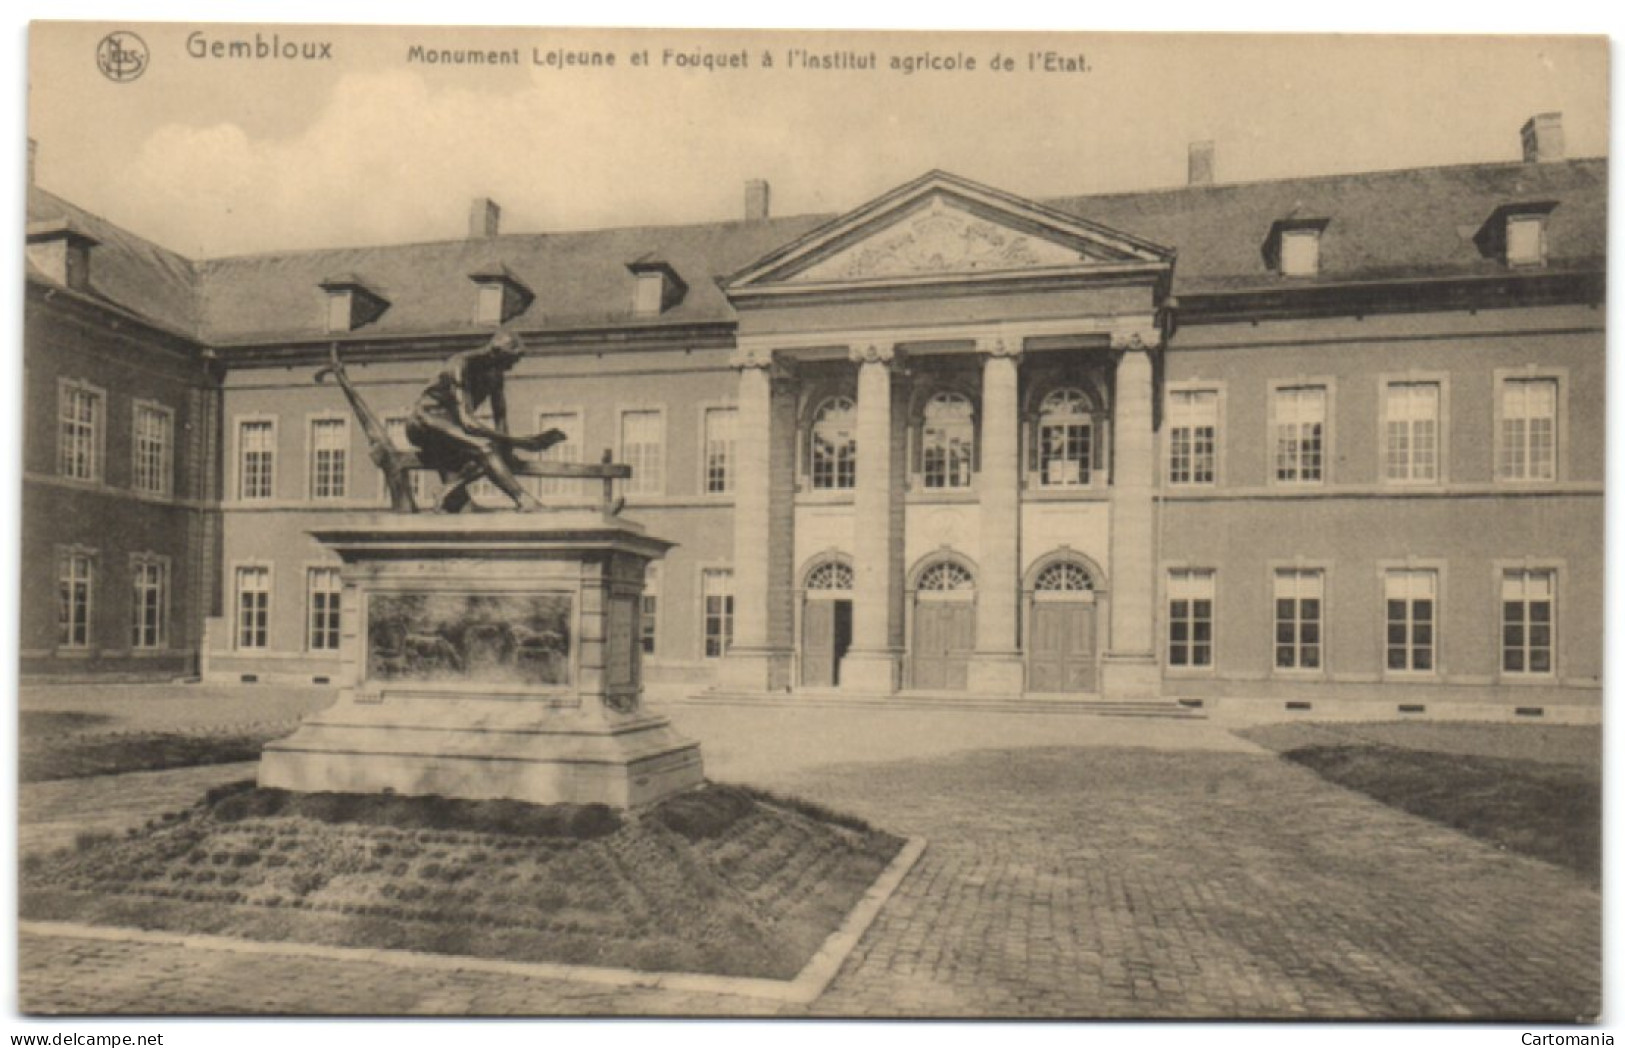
[317,332,628,514]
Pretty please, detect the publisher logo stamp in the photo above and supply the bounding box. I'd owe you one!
[96,31,149,82]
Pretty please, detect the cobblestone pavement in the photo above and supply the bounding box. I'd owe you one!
[17,698,1601,1019]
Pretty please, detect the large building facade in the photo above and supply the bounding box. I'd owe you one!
[22,115,1605,718]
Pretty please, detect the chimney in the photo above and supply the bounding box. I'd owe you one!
[469,197,501,238]
[1521,112,1564,163]
[1188,140,1215,186]
[745,179,770,222]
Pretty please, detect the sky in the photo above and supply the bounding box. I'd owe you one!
[25,24,1610,259]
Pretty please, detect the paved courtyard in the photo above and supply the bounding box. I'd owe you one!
[16,689,1601,1019]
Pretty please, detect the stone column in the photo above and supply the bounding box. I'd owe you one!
[717,345,793,692]
[968,334,1025,694]
[1101,329,1162,698]
[841,341,903,693]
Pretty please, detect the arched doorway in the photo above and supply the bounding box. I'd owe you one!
[800,557,853,687]
[911,556,977,691]
[1025,554,1103,693]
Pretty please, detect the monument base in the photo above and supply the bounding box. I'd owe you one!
[257,510,702,809]
[259,697,703,808]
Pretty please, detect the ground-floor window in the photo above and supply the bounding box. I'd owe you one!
[130,555,168,650]
[1273,569,1323,670]
[1167,569,1214,668]
[236,565,271,650]
[641,563,660,655]
[307,567,342,651]
[1384,569,1436,672]
[1502,568,1555,675]
[702,569,733,658]
[58,550,94,649]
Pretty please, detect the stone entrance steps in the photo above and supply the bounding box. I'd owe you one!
[673,689,1206,719]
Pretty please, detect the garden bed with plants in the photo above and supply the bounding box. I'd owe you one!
[21,782,905,979]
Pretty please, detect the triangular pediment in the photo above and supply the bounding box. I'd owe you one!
[727,170,1172,295]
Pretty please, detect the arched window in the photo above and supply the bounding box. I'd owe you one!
[1037,388,1094,487]
[918,561,976,592]
[1035,561,1094,593]
[921,392,974,489]
[810,397,857,490]
[806,560,854,591]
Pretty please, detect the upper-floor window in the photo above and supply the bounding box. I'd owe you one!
[810,396,857,491]
[704,407,737,494]
[384,415,432,505]
[58,381,102,482]
[533,411,583,499]
[1384,382,1440,483]
[921,392,974,490]
[132,402,174,497]
[58,550,94,649]
[130,554,169,650]
[1167,389,1218,486]
[621,410,664,496]
[1273,385,1326,485]
[1037,388,1093,488]
[1498,376,1558,481]
[239,419,275,500]
[309,417,349,499]
[1505,214,1548,267]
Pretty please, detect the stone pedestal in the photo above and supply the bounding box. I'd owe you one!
[259,510,703,808]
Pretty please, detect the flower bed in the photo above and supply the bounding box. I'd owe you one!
[21,782,904,979]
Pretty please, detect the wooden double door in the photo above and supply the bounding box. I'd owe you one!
[801,598,853,687]
[1028,600,1098,693]
[912,600,975,690]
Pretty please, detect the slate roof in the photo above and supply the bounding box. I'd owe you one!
[26,186,202,337]
[26,156,1607,346]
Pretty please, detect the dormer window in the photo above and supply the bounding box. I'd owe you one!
[626,257,687,317]
[1264,218,1330,278]
[1506,214,1547,267]
[26,219,98,293]
[467,263,534,326]
[1474,201,1558,269]
[318,274,389,333]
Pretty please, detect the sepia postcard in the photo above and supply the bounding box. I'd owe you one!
[15,21,1608,1027]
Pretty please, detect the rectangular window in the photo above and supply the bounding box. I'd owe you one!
[704,407,737,494]
[57,551,93,649]
[325,291,352,334]
[1038,421,1091,487]
[1384,569,1436,673]
[1384,383,1440,483]
[641,563,661,655]
[1167,569,1215,668]
[1167,390,1218,485]
[1273,569,1323,670]
[475,283,505,324]
[132,403,174,496]
[235,566,271,650]
[58,383,101,481]
[239,420,275,500]
[1280,229,1321,276]
[307,567,342,652]
[309,417,349,499]
[533,411,583,498]
[1502,569,1555,675]
[1273,386,1325,484]
[130,556,168,650]
[701,568,733,659]
[1506,214,1547,267]
[1499,377,1558,481]
[621,410,663,496]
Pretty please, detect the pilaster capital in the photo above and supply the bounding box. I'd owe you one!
[976,335,1024,361]
[1109,325,1162,352]
[729,344,778,370]
[848,341,899,367]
